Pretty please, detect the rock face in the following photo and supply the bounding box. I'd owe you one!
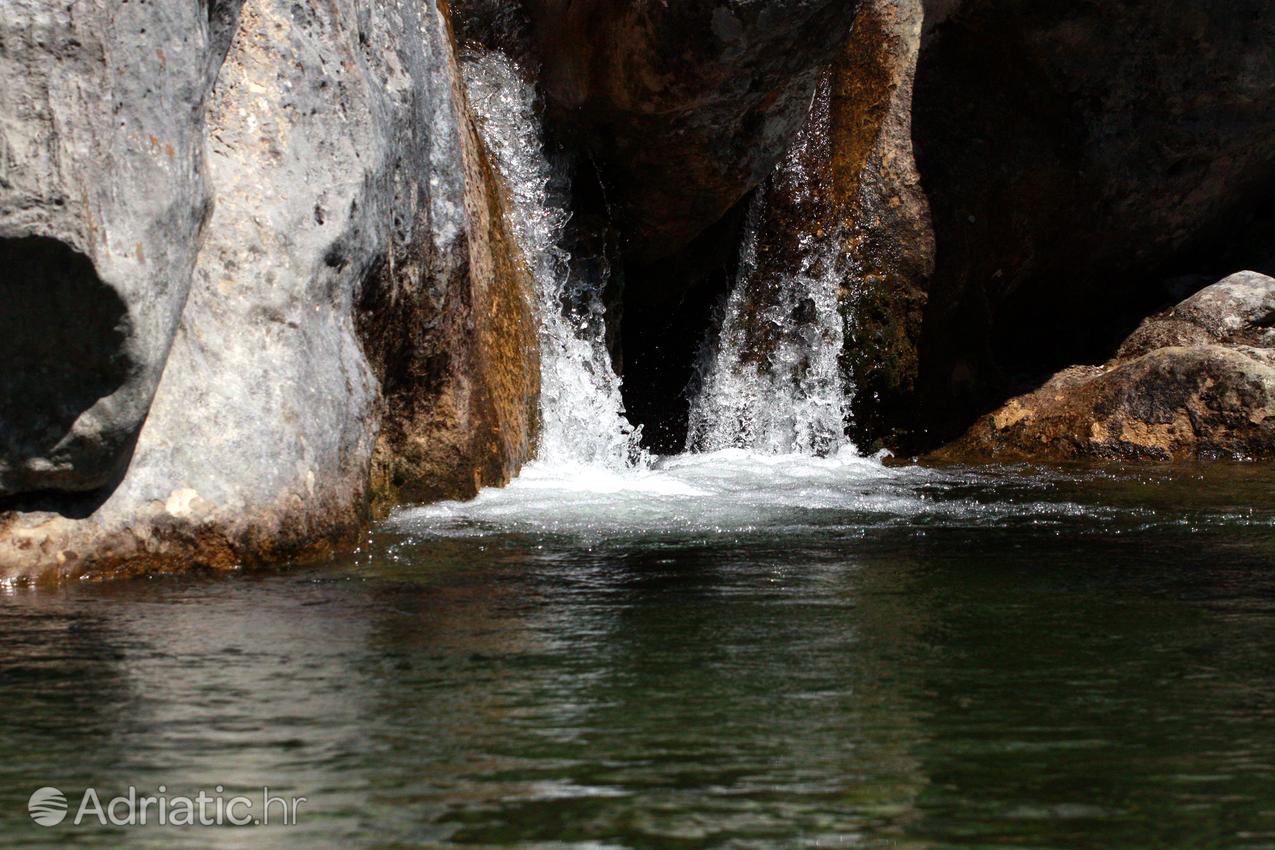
[827,0,933,451]
[908,0,1275,447]
[945,273,1275,461]
[0,0,538,582]
[688,0,933,452]
[524,0,862,261]
[0,0,220,496]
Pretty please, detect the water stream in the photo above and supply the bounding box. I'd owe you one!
[685,90,850,458]
[463,53,644,472]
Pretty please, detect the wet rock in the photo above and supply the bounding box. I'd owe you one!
[944,273,1275,461]
[0,0,220,495]
[524,0,862,260]
[709,0,933,451]
[1,0,538,582]
[831,0,934,451]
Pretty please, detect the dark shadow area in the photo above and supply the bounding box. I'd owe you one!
[619,201,749,454]
[908,0,1275,451]
[0,235,132,496]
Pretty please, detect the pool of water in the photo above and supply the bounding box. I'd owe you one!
[3,454,1275,848]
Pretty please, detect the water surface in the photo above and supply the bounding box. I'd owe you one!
[3,455,1275,849]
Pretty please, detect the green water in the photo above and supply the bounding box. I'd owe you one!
[3,459,1275,849]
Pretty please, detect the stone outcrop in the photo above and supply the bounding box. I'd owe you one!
[944,273,1275,461]
[0,0,538,582]
[1,0,222,496]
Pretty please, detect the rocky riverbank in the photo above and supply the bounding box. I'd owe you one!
[3,0,1274,581]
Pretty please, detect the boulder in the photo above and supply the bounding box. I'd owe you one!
[0,0,538,582]
[905,0,1275,447]
[943,272,1275,461]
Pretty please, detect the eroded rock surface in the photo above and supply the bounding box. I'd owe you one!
[945,273,1275,461]
[1,0,538,581]
[0,0,221,495]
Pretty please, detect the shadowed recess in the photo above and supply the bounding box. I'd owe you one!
[0,236,132,495]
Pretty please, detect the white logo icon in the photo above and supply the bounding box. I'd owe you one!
[28,787,68,827]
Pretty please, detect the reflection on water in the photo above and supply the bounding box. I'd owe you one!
[3,459,1275,848]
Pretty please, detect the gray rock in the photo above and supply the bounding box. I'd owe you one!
[0,0,219,495]
[1175,272,1275,339]
[1,0,539,581]
[1119,271,1275,358]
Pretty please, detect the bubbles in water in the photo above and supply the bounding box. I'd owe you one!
[685,97,851,458]
[462,53,645,470]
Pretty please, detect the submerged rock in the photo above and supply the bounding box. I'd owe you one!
[0,0,538,581]
[944,273,1275,461]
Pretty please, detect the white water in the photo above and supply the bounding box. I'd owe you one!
[463,53,644,470]
[685,98,851,457]
[391,447,1118,542]
[447,55,875,531]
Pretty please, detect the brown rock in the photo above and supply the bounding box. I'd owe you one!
[910,0,1275,446]
[942,273,1275,462]
[720,0,934,450]
[944,346,1275,462]
[523,0,862,261]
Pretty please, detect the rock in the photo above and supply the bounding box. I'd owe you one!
[523,0,862,260]
[943,273,1275,461]
[697,0,933,451]
[1118,272,1275,359]
[0,0,219,496]
[829,0,933,451]
[0,0,539,582]
[616,0,932,453]
[907,0,1275,447]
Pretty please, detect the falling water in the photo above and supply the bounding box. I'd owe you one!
[462,53,644,470]
[684,91,852,457]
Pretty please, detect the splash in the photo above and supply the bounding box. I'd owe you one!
[462,53,644,470]
[684,90,851,457]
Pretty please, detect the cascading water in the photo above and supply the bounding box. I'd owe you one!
[685,85,852,458]
[419,56,876,533]
[462,53,644,471]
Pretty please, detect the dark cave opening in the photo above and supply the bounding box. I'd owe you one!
[0,235,133,497]
[617,200,750,455]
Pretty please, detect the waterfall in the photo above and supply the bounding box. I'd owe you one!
[462,53,644,470]
[684,90,852,457]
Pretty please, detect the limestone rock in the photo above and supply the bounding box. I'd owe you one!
[944,273,1275,462]
[0,0,222,495]
[1,0,538,582]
